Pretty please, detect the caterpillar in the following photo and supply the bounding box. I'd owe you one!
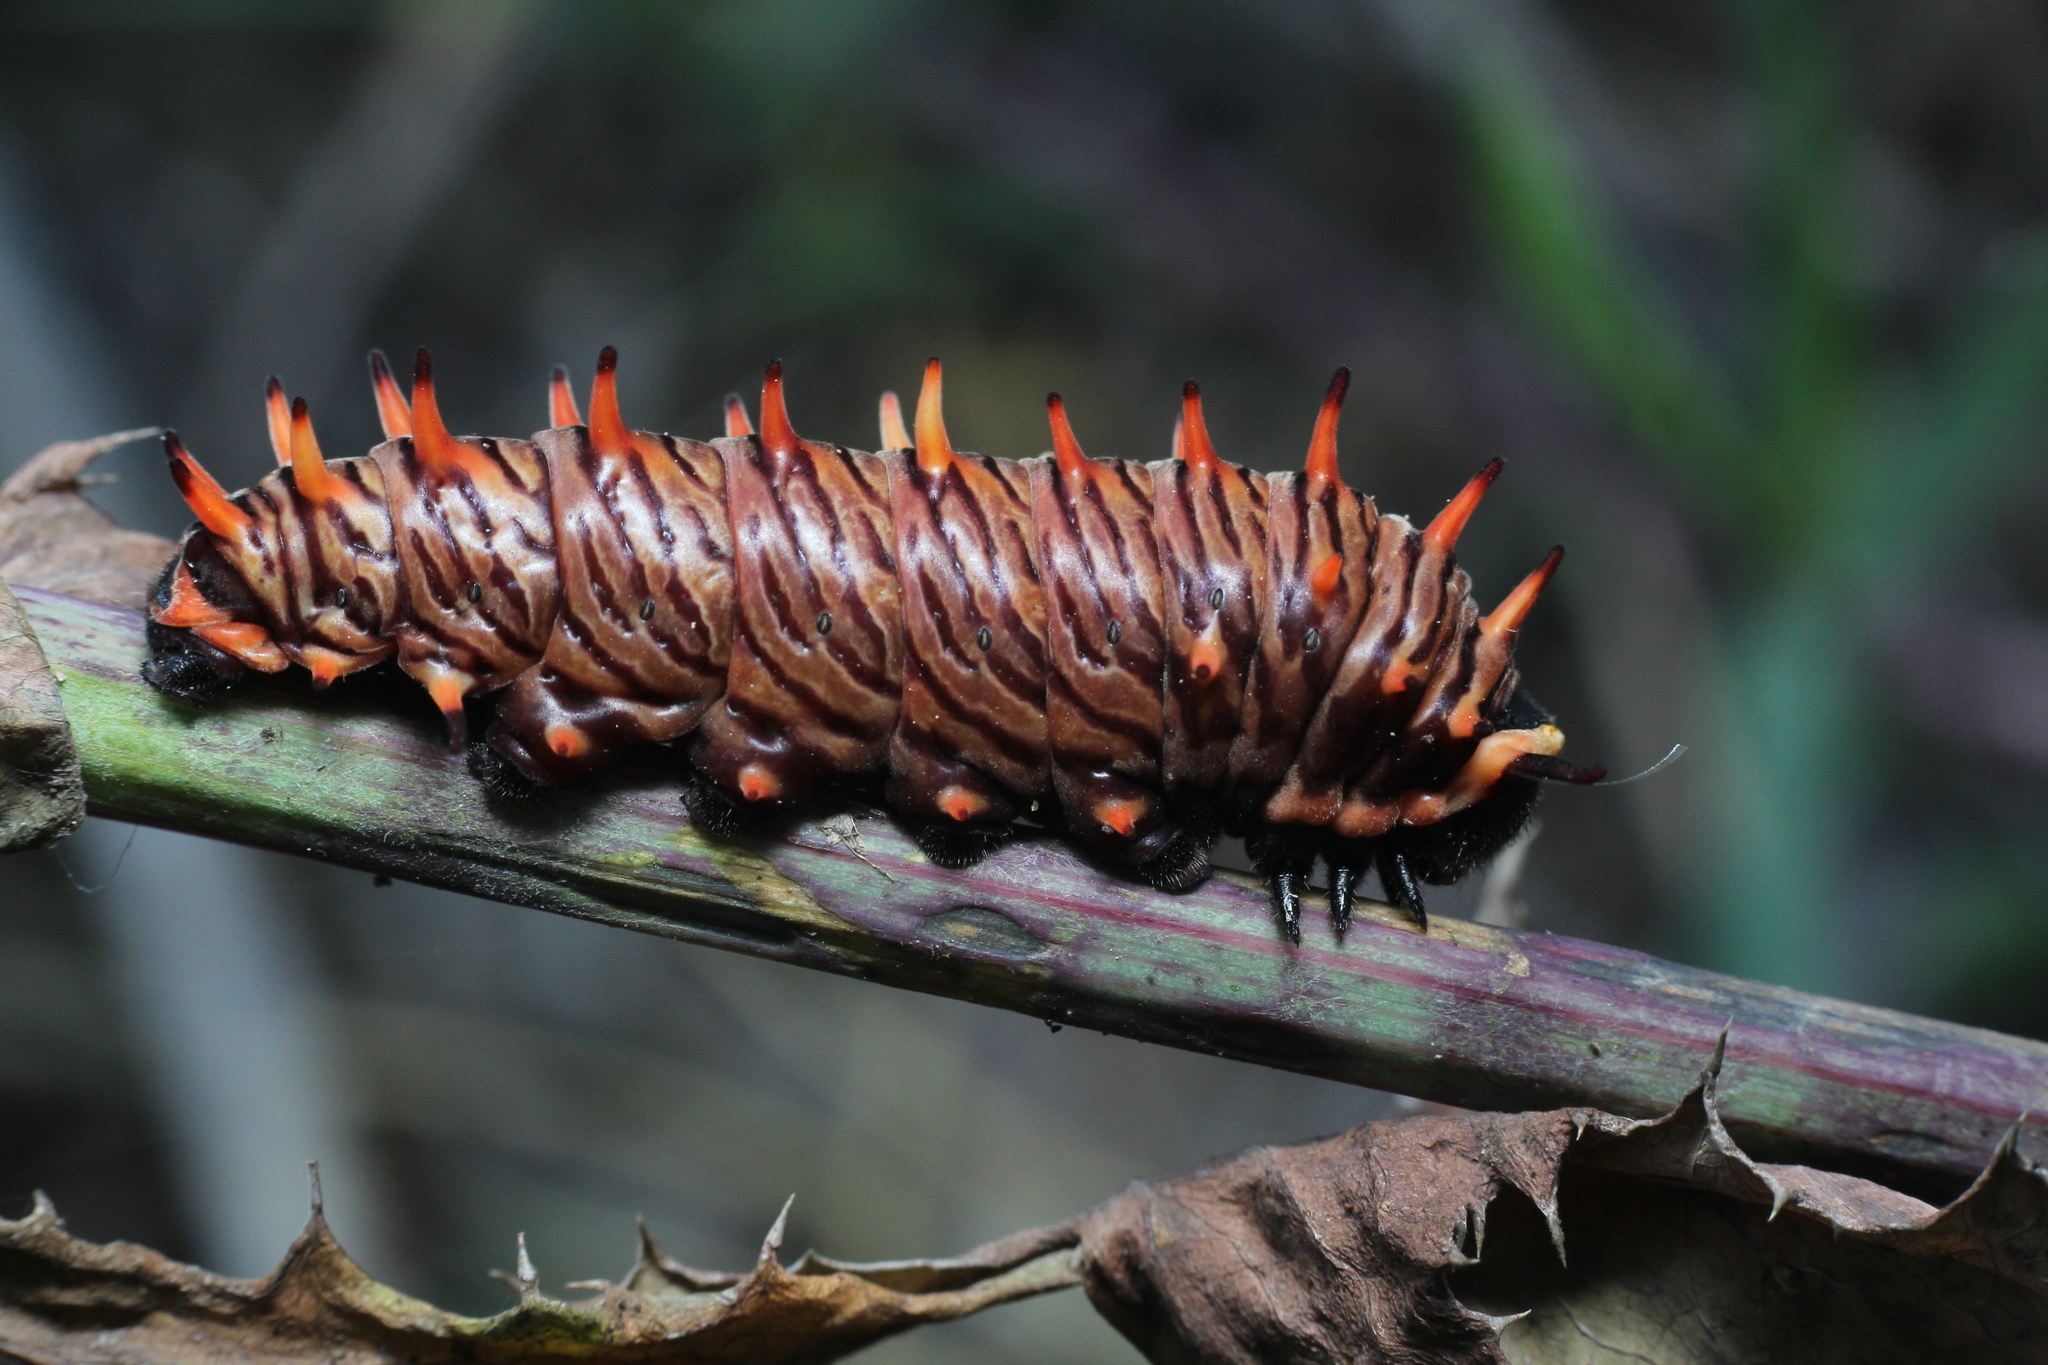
[141,347,1603,941]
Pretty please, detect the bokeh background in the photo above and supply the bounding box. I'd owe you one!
[5,0,2048,1359]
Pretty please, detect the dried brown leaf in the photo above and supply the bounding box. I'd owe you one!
[0,1187,1079,1364]
[1072,1042,2048,1364]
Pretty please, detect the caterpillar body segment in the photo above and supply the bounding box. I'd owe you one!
[145,350,1603,940]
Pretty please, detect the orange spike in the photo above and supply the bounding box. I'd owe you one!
[878,390,910,452]
[368,350,412,439]
[195,621,288,672]
[913,358,956,480]
[303,645,351,689]
[723,393,754,438]
[1187,633,1227,684]
[549,364,582,429]
[545,723,591,760]
[737,763,781,803]
[1303,367,1351,498]
[1046,392,1091,484]
[758,360,800,459]
[1482,546,1565,637]
[937,784,989,823]
[1180,380,1220,473]
[1309,551,1344,607]
[265,377,291,467]
[424,672,469,748]
[288,397,332,503]
[164,432,254,542]
[1095,798,1143,838]
[587,347,632,456]
[155,558,232,628]
[1424,458,1505,554]
[409,348,460,466]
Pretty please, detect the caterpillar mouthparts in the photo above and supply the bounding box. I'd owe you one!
[144,348,1603,943]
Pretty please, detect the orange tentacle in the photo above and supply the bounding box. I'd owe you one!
[758,360,800,460]
[368,349,412,439]
[1423,459,1505,554]
[878,390,911,452]
[1303,367,1350,499]
[548,364,582,429]
[587,347,632,457]
[287,396,332,504]
[1179,380,1220,473]
[1046,392,1091,485]
[1482,546,1565,638]
[723,393,754,438]
[913,358,956,481]
[265,377,291,467]
[164,432,254,542]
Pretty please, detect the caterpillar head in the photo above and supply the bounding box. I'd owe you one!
[143,523,280,703]
[145,402,402,705]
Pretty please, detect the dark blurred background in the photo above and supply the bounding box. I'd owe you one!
[4,0,2048,1359]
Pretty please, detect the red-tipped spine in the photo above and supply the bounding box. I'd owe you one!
[164,432,254,541]
[368,350,412,439]
[1424,459,1505,554]
[1179,380,1220,473]
[265,377,291,467]
[1047,392,1091,484]
[913,358,955,481]
[1482,546,1565,638]
[758,360,800,460]
[587,347,631,456]
[878,390,911,452]
[409,349,457,466]
[723,393,754,438]
[288,397,331,503]
[1303,367,1350,499]
[549,364,582,429]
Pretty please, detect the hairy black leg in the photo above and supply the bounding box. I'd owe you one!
[911,820,1017,870]
[680,771,751,837]
[1247,827,1318,944]
[1377,845,1427,932]
[1133,825,1213,893]
[466,737,548,804]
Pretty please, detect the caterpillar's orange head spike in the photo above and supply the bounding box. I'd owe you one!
[724,393,754,438]
[549,364,582,429]
[1482,546,1564,638]
[1180,380,1220,473]
[1047,392,1091,484]
[164,432,254,542]
[913,357,956,480]
[758,359,800,459]
[587,347,631,456]
[368,349,412,439]
[409,348,459,466]
[878,390,910,452]
[1303,367,1350,498]
[265,376,291,467]
[1309,551,1344,607]
[288,396,332,503]
[1424,458,1504,555]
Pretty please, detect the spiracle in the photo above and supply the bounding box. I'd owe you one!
[142,347,1603,941]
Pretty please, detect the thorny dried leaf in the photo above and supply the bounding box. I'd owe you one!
[1076,1040,2048,1363]
[0,1187,1081,1364]
[6,1048,2047,1363]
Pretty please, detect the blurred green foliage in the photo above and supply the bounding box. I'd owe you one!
[1463,0,2048,997]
